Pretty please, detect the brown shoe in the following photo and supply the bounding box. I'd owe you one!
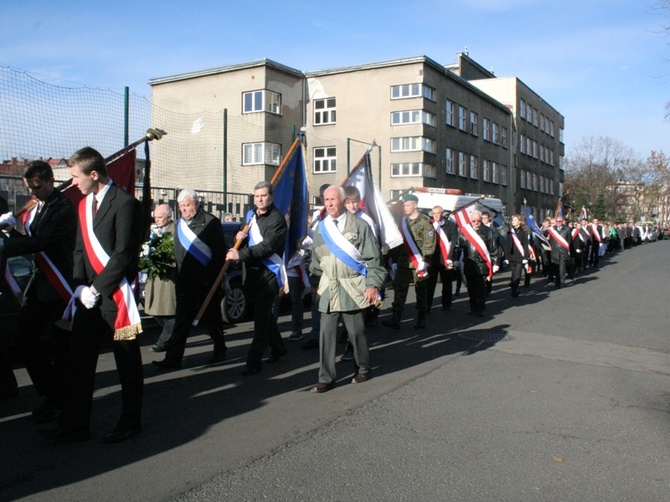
[310,382,335,393]
[351,373,370,384]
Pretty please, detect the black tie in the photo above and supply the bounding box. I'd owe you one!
[92,198,98,218]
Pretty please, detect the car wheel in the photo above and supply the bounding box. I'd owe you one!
[221,279,247,324]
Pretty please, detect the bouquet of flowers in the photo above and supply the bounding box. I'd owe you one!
[138,230,175,280]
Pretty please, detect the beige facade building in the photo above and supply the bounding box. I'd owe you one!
[148,52,564,217]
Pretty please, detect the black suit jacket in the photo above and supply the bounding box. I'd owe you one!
[73,183,142,327]
[3,190,77,302]
[546,225,572,261]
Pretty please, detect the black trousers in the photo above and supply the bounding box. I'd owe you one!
[465,273,487,313]
[246,267,285,368]
[426,264,455,308]
[58,302,143,433]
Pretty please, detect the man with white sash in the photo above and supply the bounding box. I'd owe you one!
[0,161,76,421]
[153,189,227,370]
[308,186,386,393]
[545,215,572,289]
[227,181,287,375]
[426,205,459,310]
[382,193,435,330]
[43,147,143,444]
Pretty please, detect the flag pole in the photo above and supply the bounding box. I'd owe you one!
[10,128,166,220]
[192,135,303,326]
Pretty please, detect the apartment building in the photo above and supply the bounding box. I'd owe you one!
[149,53,563,216]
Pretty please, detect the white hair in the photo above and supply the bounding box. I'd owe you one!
[177,188,199,205]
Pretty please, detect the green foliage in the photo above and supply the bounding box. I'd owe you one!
[138,232,175,280]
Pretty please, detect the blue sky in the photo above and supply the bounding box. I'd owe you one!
[3,0,670,160]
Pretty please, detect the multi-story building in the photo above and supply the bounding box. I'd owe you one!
[149,52,563,217]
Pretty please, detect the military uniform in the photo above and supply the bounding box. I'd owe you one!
[384,206,435,329]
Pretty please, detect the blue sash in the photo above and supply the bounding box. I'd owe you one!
[177,218,212,267]
[319,216,367,277]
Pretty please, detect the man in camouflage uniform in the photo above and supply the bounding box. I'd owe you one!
[382,193,435,330]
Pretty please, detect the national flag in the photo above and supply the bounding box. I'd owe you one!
[344,151,403,251]
[555,198,563,217]
[525,207,550,246]
[271,142,308,265]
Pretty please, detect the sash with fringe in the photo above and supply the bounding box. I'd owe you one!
[319,216,367,277]
[67,195,142,340]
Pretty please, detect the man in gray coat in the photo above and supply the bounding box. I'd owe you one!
[308,186,386,393]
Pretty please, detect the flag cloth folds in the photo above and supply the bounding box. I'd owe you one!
[344,152,403,252]
[580,206,587,220]
[525,207,550,246]
[271,143,308,264]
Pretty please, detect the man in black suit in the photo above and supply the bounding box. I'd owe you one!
[0,162,76,413]
[426,205,459,311]
[42,147,144,443]
[545,215,572,289]
[152,188,227,370]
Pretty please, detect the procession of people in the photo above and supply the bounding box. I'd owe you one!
[1,144,665,443]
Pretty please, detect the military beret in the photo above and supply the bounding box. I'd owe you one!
[403,194,419,203]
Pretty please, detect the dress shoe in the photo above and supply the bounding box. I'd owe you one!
[310,382,336,393]
[150,344,166,352]
[241,365,262,376]
[265,348,287,364]
[381,319,400,330]
[301,339,319,350]
[208,349,227,364]
[100,426,142,444]
[34,407,61,424]
[152,359,182,370]
[351,372,370,384]
[39,428,90,443]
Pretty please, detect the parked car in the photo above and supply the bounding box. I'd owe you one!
[220,221,248,324]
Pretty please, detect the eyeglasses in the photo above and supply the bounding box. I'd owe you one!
[471,219,482,222]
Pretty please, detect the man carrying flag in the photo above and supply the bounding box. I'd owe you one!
[0,160,77,421]
[227,181,287,375]
[455,209,500,316]
[382,193,435,330]
[44,147,144,443]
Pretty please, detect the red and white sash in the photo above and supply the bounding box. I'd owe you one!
[433,221,452,267]
[401,217,428,277]
[77,195,141,340]
[453,209,493,279]
[590,224,602,243]
[509,227,525,257]
[547,226,570,251]
[23,204,73,303]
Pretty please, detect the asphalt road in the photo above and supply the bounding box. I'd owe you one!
[1,240,669,501]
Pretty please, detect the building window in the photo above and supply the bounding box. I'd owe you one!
[313,146,337,173]
[520,134,526,154]
[501,126,508,148]
[243,90,281,114]
[446,100,455,127]
[242,142,281,166]
[483,159,490,182]
[492,162,499,184]
[532,173,538,191]
[526,137,532,156]
[519,99,526,120]
[446,148,455,174]
[391,109,435,126]
[527,171,532,189]
[532,141,538,159]
[492,122,499,144]
[391,83,434,100]
[391,162,421,177]
[458,106,467,131]
[500,165,507,186]
[520,169,525,188]
[458,152,468,177]
[483,118,490,141]
[314,97,336,125]
[470,155,478,180]
[470,111,478,136]
[391,136,435,153]
[533,108,539,127]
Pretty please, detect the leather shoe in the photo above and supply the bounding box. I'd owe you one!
[241,365,262,376]
[208,349,227,364]
[310,382,336,393]
[351,373,370,384]
[152,359,182,370]
[39,428,90,443]
[381,319,400,330]
[100,426,142,444]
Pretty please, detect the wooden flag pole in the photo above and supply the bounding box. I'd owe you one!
[192,136,303,326]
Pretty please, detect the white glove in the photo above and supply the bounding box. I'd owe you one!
[0,212,16,231]
[80,286,100,309]
[492,265,500,274]
[503,259,509,266]
[446,260,453,268]
[72,285,86,299]
[300,235,313,249]
[522,259,528,264]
